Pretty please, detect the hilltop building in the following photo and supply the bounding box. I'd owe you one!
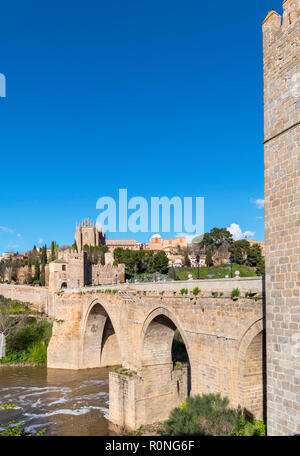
[48,249,125,292]
[148,236,188,252]
[106,239,142,252]
[75,219,105,252]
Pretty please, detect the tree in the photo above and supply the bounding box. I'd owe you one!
[34,260,40,282]
[40,245,47,266]
[50,241,57,262]
[183,251,191,268]
[205,249,214,267]
[153,251,169,274]
[228,240,250,265]
[168,267,177,280]
[200,228,233,264]
[200,228,233,252]
[0,298,30,358]
[256,257,265,276]
[0,262,5,282]
[246,244,263,268]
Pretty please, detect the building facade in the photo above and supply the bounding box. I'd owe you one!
[75,219,105,252]
[48,249,125,292]
[148,236,188,252]
[105,239,142,252]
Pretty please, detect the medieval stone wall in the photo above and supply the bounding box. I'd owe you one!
[0,283,54,316]
[263,0,300,436]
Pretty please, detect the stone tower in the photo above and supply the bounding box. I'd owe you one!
[75,219,105,252]
[263,1,300,436]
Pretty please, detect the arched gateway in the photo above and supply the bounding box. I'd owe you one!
[47,285,265,430]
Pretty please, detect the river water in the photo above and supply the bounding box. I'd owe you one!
[0,366,117,436]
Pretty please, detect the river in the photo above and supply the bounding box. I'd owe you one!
[0,366,117,436]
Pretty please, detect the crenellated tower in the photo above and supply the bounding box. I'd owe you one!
[75,218,105,252]
[263,0,300,436]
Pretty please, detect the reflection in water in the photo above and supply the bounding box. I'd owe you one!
[0,366,117,436]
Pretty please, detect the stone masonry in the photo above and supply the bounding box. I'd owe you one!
[263,0,300,436]
[47,286,265,430]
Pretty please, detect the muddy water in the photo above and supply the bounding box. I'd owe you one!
[0,366,117,436]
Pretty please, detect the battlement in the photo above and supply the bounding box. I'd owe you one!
[263,0,300,436]
[262,1,300,45]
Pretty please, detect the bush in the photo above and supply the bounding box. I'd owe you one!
[231,288,240,298]
[234,419,266,436]
[180,288,188,295]
[27,344,47,363]
[7,320,52,352]
[1,320,52,365]
[159,394,245,436]
[192,287,200,296]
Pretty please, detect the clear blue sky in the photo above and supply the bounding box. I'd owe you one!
[0,0,282,254]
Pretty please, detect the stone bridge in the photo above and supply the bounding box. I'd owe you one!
[46,281,265,430]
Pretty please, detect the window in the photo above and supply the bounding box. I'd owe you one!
[85,232,89,240]
[62,265,66,271]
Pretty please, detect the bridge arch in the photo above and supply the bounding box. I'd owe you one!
[137,306,192,423]
[81,299,122,369]
[238,319,265,420]
[140,306,192,364]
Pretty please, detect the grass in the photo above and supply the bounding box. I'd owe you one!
[0,343,47,364]
[175,264,257,281]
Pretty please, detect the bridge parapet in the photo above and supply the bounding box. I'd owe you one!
[47,290,265,429]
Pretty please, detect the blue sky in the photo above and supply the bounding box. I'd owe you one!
[0,0,281,254]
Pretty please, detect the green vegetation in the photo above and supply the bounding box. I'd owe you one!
[199,228,233,254]
[192,287,200,296]
[168,267,178,281]
[83,244,108,265]
[113,248,169,276]
[256,257,265,276]
[113,367,137,378]
[0,241,58,286]
[0,404,45,436]
[231,288,240,299]
[234,419,266,436]
[159,394,266,436]
[175,263,256,281]
[228,239,264,273]
[0,295,52,365]
[180,288,188,295]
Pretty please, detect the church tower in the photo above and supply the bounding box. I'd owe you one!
[263,1,300,436]
[75,218,105,252]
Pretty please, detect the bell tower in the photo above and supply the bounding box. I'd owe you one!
[75,218,105,252]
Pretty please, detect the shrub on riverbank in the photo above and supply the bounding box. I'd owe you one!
[159,394,266,436]
[1,319,52,365]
